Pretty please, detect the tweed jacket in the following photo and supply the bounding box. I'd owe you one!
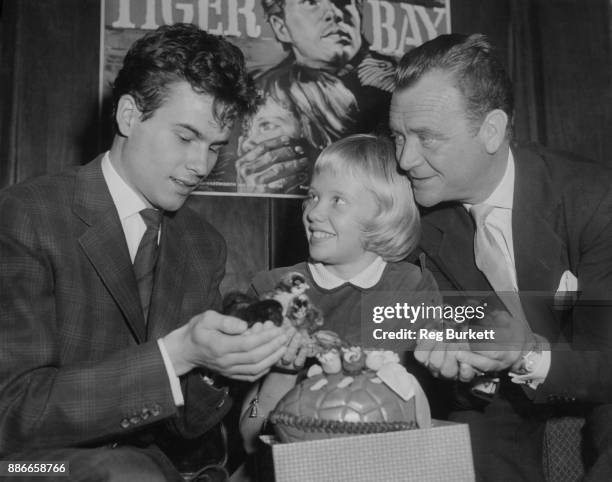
[0,156,230,455]
[419,144,612,404]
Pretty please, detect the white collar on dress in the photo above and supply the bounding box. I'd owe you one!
[308,256,387,289]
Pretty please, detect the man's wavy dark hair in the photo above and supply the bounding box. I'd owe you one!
[112,23,258,129]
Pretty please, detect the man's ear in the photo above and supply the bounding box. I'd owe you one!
[269,15,292,43]
[115,94,141,137]
[478,109,508,154]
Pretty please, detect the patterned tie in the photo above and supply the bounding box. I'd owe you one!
[470,204,527,323]
[134,209,162,323]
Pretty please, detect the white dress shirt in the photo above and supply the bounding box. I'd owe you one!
[464,149,518,289]
[464,150,550,387]
[102,152,184,406]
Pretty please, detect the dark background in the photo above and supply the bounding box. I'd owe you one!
[1,0,611,292]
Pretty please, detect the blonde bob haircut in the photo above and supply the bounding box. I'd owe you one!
[312,134,420,262]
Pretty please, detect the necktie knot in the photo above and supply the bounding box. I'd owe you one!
[140,209,162,231]
[470,203,494,228]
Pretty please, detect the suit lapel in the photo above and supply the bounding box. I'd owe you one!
[421,148,570,337]
[421,205,493,294]
[73,157,146,342]
[512,149,569,338]
[512,148,567,293]
[146,212,188,340]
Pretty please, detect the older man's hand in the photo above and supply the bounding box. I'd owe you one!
[455,310,540,374]
[414,331,476,381]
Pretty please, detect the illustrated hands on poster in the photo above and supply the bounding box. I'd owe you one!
[235,135,311,194]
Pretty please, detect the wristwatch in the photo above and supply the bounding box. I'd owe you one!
[509,349,544,389]
[510,333,546,375]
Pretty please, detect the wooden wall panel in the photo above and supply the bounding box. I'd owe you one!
[450,0,612,165]
[535,0,612,163]
[450,0,510,61]
[0,0,101,187]
[189,195,270,295]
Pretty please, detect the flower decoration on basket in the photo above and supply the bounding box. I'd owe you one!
[268,332,432,442]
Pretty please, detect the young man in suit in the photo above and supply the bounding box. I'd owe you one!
[0,24,289,481]
[390,33,612,480]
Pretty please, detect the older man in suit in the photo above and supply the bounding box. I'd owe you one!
[390,33,612,480]
[0,24,288,481]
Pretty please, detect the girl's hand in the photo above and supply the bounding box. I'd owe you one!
[278,327,312,370]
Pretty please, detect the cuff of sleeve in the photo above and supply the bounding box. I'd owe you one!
[509,350,551,389]
[157,338,185,407]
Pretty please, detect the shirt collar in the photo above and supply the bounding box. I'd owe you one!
[101,151,148,221]
[464,148,515,211]
[309,256,387,290]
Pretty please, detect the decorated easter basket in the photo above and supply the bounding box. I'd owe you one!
[268,333,431,443]
[269,370,420,442]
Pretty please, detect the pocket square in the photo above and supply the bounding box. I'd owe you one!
[553,270,578,309]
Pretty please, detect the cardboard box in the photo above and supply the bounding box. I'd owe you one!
[258,420,475,482]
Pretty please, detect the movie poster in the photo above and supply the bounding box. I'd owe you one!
[101,0,451,198]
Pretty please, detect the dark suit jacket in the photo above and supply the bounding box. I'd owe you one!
[419,144,612,405]
[0,156,230,455]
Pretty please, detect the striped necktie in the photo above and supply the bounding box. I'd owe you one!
[134,209,162,323]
